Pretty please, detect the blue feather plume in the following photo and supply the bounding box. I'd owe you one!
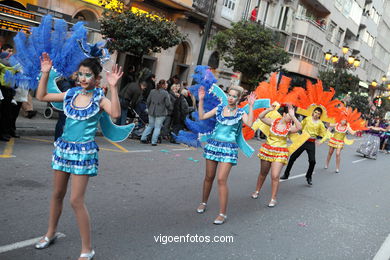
[174,65,221,147]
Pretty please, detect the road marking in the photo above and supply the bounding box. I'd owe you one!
[352,158,367,163]
[105,138,129,153]
[172,148,192,151]
[0,138,15,158]
[0,232,65,254]
[373,234,390,260]
[280,172,308,182]
[21,137,52,143]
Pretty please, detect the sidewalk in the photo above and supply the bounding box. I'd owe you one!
[15,97,104,136]
[15,98,57,136]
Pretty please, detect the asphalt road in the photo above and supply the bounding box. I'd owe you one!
[0,136,389,260]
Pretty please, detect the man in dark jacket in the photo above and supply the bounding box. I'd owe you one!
[117,81,147,125]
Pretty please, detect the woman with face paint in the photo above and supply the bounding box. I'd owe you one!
[251,104,302,207]
[196,85,256,224]
[325,116,358,173]
[35,53,123,260]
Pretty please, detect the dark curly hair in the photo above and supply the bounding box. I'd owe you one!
[78,58,102,77]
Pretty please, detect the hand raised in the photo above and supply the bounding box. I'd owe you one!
[198,86,205,100]
[247,92,257,106]
[106,64,123,88]
[40,52,52,73]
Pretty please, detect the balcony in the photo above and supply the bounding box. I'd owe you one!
[359,15,368,30]
[153,0,193,11]
[293,17,327,45]
[192,0,210,14]
[300,0,331,16]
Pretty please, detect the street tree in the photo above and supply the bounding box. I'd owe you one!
[208,21,290,89]
[100,8,186,76]
[319,69,360,97]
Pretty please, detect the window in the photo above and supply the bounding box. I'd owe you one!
[335,28,344,46]
[221,0,238,20]
[373,43,390,64]
[277,6,290,31]
[326,21,336,42]
[288,34,322,65]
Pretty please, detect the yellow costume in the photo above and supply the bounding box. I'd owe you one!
[258,118,290,164]
[301,116,327,139]
[328,124,347,149]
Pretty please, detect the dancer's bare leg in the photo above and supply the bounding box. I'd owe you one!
[198,159,218,211]
[335,148,342,171]
[252,160,271,196]
[215,162,232,221]
[40,170,70,242]
[325,147,334,168]
[270,162,284,201]
[69,175,92,259]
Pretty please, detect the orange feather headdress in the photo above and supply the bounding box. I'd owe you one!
[239,73,300,140]
[329,106,367,131]
[290,80,341,123]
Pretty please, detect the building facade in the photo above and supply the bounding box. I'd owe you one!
[1,0,389,93]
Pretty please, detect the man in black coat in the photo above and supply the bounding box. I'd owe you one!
[117,81,147,125]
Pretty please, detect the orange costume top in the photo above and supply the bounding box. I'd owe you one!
[258,118,291,164]
[328,124,347,149]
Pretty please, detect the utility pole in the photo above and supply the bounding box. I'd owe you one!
[196,0,216,65]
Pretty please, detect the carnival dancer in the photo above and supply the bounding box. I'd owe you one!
[251,104,302,207]
[174,66,269,224]
[34,53,122,260]
[196,85,256,224]
[280,81,341,185]
[324,107,366,173]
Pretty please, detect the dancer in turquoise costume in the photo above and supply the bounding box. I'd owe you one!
[6,14,133,260]
[175,66,270,224]
[34,53,122,260]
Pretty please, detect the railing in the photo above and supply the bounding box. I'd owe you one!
[192,0,211,14]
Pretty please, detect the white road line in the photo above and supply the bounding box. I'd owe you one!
[172,148,192,151]
[373,234,390,260]
[126,150,152,153]
[280,173,308,182]
[352,158,368,163]
[0,232,65,254]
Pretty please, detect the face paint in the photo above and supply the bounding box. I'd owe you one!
[77,66,95,89]
[77,72,94,80]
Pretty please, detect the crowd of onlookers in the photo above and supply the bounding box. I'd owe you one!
[0,44,37,142]
[366,117,390,153]
[118,70,196,146]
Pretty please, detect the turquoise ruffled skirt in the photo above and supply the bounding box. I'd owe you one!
[203,139,238,165]
[52,138,99,176]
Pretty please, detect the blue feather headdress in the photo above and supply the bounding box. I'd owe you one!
[174,66,221,147]
[6,15,110,89]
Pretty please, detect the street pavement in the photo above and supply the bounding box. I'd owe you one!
[0,136,389,260]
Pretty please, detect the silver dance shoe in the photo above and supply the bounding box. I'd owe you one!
[80,249,95,260]
[196,202,207,214]
[35,235,57,249]
[213,213,227,225]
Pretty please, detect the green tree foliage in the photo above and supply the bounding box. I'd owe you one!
[100,9,186,57]
[208,21,290,88]
[347,92,370,115]
[318,69,360,97]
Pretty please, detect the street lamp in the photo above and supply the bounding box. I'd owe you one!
[353,59,360,67]
[342,46,349,54]
[331,55,339,63]
[372,80,378,87]
[381,75,387,82]
[325,51,332,61]
[347,56,355,64]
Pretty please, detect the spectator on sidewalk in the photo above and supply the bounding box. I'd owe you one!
[170,83,189,137]
[140,79,171,146]
[117,81,147,125]
[54,72,77,141]
[250,6,259,22]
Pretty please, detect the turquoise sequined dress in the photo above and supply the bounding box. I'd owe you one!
[52,87,104,176]
[203,104,244,165]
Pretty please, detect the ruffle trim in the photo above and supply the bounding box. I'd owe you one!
[328,137,344,148]
[204,139,239,164]
[64,87,104,120]
[335,124,348,133]
[215,104,244,125]
[261,143,289,152]
[270,118,291,137]
[54,138,99,154]
[206,138,239,149]
[52,154,98,167]
[258,153,288,164]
